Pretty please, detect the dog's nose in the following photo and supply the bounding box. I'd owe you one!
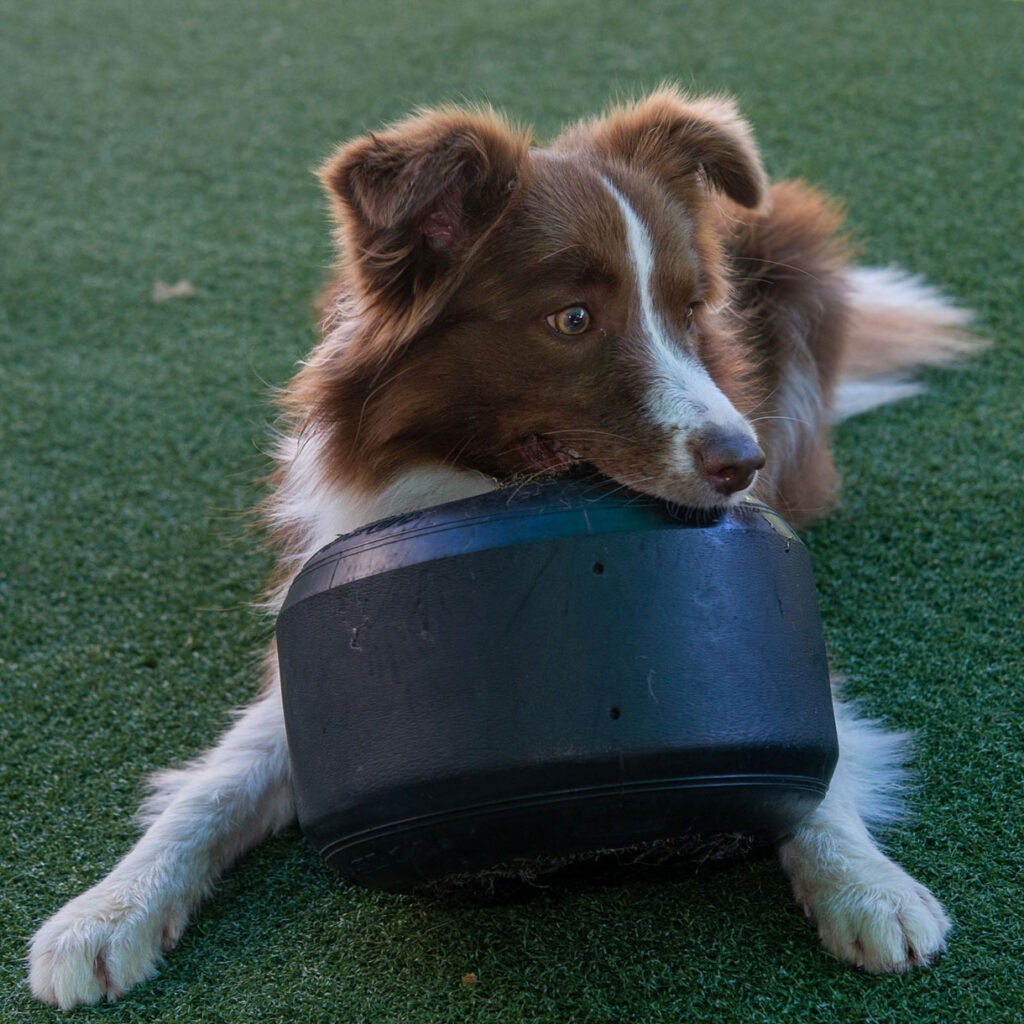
[694,431,765,495]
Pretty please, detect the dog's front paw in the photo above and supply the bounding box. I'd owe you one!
[28,882,181,1009]
[793,862,951,973]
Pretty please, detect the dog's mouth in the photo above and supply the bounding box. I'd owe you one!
[512,433,583,473]
[507,433,752,512]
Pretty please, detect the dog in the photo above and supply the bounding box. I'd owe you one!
[29,87,975,1008]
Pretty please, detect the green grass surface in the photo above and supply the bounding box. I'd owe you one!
[2,0,1022,1020]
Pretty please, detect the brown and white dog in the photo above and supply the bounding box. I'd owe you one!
[29,88,974,1008]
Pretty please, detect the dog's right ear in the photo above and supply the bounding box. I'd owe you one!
[320,107,529,347]
[557,86,767,210]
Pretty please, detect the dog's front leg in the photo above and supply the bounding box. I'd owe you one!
[778,699,951,971]
[28,662,294,1009]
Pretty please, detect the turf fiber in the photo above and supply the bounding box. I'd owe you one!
[2,0,1022,1020]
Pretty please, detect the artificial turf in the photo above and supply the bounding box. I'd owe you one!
[2,0,1022,1020]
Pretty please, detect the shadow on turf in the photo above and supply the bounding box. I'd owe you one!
[410,835,777,906]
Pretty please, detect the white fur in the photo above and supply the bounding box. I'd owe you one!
[270,431,495,561]
[778,698,951,971]
[601,177,758,464]
[264,428,495,611]
[832,377,925,422]
[846,265,969,319]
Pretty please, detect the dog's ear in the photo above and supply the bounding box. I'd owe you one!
[320,107,529,337]
[560,87,767,209]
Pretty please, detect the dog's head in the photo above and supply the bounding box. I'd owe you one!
[312,87,768,508]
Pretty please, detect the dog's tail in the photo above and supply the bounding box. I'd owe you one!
[832,266,982,422]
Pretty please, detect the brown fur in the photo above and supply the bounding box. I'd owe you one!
[714,181,852,522]
[279,87,969,544]
[553,89,768,210]
[318,105,531,361]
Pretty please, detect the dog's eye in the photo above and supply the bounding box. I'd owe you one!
[547,305,591,337]
[684,301,705,331]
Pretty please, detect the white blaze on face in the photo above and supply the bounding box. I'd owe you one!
[600,177,757,454]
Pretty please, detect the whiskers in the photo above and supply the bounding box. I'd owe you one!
[748,414,814,427]
[730,255,823,284]
[540,426,636,446]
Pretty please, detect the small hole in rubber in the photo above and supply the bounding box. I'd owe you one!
[592,562,604,575]
[609,706,621,720]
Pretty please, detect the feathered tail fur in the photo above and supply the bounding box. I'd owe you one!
[833,266,981,422]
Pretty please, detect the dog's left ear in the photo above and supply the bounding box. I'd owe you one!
[320,106,529,345]
[559,87,767,209]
